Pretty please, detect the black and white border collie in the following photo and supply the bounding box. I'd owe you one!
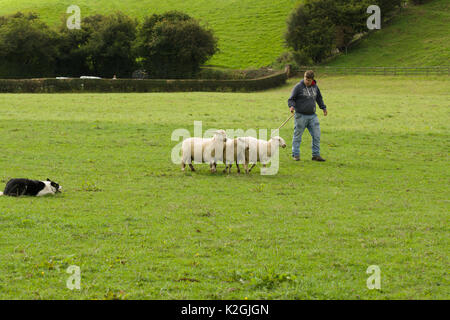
[0,178,62,197]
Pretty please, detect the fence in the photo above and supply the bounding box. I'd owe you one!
[297,66,450,76]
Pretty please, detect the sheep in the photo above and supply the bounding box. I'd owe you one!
[221,137,249,174]
[181,130,227,173]
[242,136,287,173]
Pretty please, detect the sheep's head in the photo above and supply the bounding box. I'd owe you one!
[213,130,227,143]
[271,136,287,148]
[237,137,250,149]
[236,137,251,157]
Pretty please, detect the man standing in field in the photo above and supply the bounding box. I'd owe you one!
[288,70,327,162]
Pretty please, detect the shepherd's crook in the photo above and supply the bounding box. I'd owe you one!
[272,112,295,136]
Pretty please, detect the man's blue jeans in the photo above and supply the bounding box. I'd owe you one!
[292,113,321,158]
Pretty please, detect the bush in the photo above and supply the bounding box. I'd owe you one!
[271,52,303,76]
[0,10,218,79]
[57,13,138,78]
[84,12,138,78]
[285,1,336,64]
[135,11,218,79]
[56,14,107,77]
[0,12,59,78]
[409,0,432,4]
[285,0,403,64]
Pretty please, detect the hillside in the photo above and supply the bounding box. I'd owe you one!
[325,0,450,67]
[1,0,447,70]
[0,0,302,69]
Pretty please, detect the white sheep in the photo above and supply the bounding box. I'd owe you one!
[181,130,227,173]
[221,137,249,174]
[243,136,287,173]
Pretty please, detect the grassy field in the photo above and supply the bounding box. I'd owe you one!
[326,0,450,67]
[0,76,449,299]
[0,0,302,69]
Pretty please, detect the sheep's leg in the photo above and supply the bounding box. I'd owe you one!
[210,162,217,173]
[235,163,241,174]
[248,163,256,172]
[243,161,249,174]
[233,158,239,174]
[188,156,195,171]
[223,163,231,174]
[181,150,187,171]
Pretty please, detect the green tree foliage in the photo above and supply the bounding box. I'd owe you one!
[84,12,138,78]
[372,0,404,17]
[409,0,432,4]
[285,0,403,65]
[57,14,106,77]
[0,12,58,78]
[0,10,218,79]
[285,1,336,64]
[135,11,218,79]
[58,12,138,78]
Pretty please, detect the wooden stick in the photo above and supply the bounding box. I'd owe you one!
[276,113,295,131]
[270,112,295,138]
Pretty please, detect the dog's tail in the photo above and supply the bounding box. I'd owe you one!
[0,191,3,196]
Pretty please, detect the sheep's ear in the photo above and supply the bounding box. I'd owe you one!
[47,178,51,181]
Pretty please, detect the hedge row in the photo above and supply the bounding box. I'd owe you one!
[0,71,287,93]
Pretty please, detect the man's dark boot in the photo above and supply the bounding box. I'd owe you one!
[312,155,326,162]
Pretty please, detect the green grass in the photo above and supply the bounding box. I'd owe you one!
[0,76,448,299]
[326,0,450,67]
[0,0,302,69]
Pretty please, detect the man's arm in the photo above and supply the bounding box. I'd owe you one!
[288,84,301,113]
[316,86,328,116]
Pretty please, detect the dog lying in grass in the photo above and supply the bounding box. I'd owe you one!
[0,178,62,197]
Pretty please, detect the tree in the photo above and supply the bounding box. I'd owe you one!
[0,10,218,79]
[57,12,138,78]
[373,0,403,14]
[285,2,336,64]
[285,0,403,64]
[409,0,431,4]
[135,11,218,78]
[84,12,138,78]
[56,14,106,77]
[0,12,58,78]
